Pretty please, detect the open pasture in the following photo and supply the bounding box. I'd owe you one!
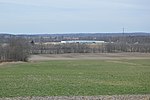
[0,53,150,97]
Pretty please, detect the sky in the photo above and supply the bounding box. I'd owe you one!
[0,0,150,34]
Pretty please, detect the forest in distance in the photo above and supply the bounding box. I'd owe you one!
[0,33,150,62]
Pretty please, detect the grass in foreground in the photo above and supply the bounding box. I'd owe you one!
[0,59,150,97]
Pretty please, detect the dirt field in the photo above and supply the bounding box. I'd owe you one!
[0,61,25,67]
[29,53,150,61]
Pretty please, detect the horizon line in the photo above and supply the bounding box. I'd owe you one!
[0,32,150,35]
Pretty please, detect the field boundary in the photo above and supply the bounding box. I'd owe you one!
[0,95,150,100]
[29,53,150,61]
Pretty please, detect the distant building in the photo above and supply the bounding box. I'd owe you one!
[61,40,105,44]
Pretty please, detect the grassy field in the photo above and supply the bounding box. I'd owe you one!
[0,59,150,97]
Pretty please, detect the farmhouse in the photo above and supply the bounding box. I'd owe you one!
[61,40,105,44]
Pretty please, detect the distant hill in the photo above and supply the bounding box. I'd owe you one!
[1,32,150,43]
[1,32,150,38]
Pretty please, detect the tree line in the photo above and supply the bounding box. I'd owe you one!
[0,35,150,62]
[31,42,150,54]
[0,37,30,62]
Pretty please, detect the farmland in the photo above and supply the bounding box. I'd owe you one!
[0,53,150,97]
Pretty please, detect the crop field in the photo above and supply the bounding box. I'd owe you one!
[0,54,150,97]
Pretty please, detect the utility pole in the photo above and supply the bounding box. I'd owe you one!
[123,27,125,35]
[122,27,125,44]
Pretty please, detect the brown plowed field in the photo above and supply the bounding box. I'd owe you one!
[29,53,150,61]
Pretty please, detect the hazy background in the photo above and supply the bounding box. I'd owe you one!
[0,0,150,34]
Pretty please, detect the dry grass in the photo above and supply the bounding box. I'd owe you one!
[29,53,150,61]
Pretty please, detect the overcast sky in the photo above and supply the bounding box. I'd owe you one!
[0,0,150,34]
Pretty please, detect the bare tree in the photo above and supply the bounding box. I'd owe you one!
[0,37,30,62]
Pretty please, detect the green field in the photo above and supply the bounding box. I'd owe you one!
[0,59,150,97]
